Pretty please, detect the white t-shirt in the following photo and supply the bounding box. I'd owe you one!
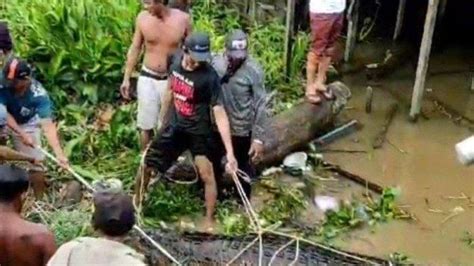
[310,0,347,14]
[47,237,146,266]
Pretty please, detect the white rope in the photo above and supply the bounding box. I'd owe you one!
[229,169,382,266]
[268,239,295,266]
[37,146,182,265]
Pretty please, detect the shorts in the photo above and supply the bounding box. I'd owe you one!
[145,126,209,173]
[136,66,168,131]
[10,117,45,171]
[310,12,344,58]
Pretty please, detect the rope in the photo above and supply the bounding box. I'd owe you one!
[37,146,182,265]
[229,169,382,266]
[268,239,295,266]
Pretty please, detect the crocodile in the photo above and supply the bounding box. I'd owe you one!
[132,231,389,266]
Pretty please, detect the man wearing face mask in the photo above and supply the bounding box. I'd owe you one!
[210,30,269,199]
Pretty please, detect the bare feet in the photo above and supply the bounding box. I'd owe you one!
[315,82,335,100]
[306,83,322,104]
[198,217,216,233]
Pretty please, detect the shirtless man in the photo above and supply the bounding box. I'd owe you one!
[0,164,57,266]
[120,0,191,150]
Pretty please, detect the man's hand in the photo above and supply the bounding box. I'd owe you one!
[225,153,238,175]
[248,140,264,162]
[57,154,70,170]
[20,133,35,148]
[120,79,131,100]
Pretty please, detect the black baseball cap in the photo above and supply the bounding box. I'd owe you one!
[184,32,211,62]
[225,30,248,59]
[92,191,135,236]
[3,57,31,81]
[0,22,13,51]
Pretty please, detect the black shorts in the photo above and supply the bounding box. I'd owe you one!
[145,126,209,173]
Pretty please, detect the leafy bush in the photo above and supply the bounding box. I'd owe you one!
[143,183,204,222]
[3,0,140,105]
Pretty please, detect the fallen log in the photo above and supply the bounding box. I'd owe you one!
[165,81,351,181]
[256,81,351,168]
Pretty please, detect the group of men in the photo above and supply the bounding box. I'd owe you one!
[123,1,270,230]
[0,20,148,266]
[126,0,348,229]
[0,0,350,265]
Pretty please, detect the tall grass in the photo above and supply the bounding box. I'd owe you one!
[3,0,140,105]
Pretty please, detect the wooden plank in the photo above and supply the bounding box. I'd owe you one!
[393,0,407,41]
[284,0,296,78]
[344,0,360,62]
[322,162,384,194]
[409,0,440,121]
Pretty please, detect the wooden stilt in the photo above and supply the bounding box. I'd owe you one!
[409,0,440,121]
[344,0,360,62]
[393,0,407,41]
[284,0,296,78]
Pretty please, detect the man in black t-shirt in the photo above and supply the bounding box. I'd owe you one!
[136,32,237,230]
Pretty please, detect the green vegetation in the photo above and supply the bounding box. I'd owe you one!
[389,252,412,265]
[462,231,474,248]
[143,183,203,223]
[318,188,411,240]
[4,0,409,255]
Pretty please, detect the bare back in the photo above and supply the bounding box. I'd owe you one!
[137,8,191,73]
[0,214,56,266]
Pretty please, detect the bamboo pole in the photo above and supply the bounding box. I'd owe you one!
[393,0,406,41]
[344,0,359,62]
[284,0,296,78]
[409,0,440,121]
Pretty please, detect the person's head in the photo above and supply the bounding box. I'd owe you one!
[0,22,13,63]
[2,57,32,94]
[183,32,211,70]
[225,30,249,67]
[92,191,135,238]
[145,0,169,19]
[0,165,29,212]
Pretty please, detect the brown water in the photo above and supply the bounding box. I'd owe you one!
[324,50,474,264]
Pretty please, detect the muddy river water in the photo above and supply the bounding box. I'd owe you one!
[324,48,473,265]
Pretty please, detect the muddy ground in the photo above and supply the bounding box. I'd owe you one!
[323,42,474,265]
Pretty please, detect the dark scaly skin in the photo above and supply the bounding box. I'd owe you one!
[132,231,388,266]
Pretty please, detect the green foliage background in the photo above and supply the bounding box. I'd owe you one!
[2,0,309,186]
[2,0,314,239]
